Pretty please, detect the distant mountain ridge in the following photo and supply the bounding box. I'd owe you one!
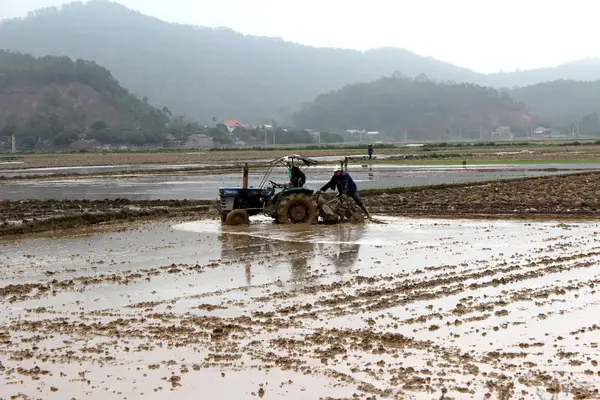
[0,0,599,125]
[488,59,600,88]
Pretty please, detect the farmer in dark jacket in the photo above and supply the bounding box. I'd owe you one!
[320,166,371,218]
[289,166,306,187]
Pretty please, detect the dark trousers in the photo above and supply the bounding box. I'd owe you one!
[348,188,363,207]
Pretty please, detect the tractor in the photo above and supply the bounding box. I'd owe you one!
[219,155,319,225]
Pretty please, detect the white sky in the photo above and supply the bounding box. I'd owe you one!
[3,0,599,73]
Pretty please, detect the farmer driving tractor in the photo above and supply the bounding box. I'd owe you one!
[319,166,371,219]
[288,165,306,188]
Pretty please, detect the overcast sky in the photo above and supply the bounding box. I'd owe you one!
[3,0,599,73]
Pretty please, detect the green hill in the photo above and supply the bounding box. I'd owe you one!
[293,74,533,140]
[0,50,170,148]
[509,80,600,132]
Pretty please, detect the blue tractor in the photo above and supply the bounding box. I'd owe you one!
[219,155,319,225]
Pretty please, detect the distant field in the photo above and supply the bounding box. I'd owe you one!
[3,140,600,169]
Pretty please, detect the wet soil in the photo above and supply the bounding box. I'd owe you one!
[3,172,600,240]
[2,218,600,399]
[0,199,217,239]
[363,171,600,220]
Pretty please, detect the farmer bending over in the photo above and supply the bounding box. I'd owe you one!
[320,166,371,219]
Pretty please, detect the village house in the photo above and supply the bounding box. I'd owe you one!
[222,120,246,133]
[0,136,14,152]
[34,138,54,152]
[533,126,552,137]
[184,133,214,149]
[70,139,101,150]
[162,133,183,149]
[162,133,214,149]
[492,126,513,140]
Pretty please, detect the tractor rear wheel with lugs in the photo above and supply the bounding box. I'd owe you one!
[224,209,250,226]
[277,193,318,224]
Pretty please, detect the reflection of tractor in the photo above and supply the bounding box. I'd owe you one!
[219,155,319,225]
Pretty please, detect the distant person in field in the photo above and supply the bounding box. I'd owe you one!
[320,166,371,219]
[367,144,373,160]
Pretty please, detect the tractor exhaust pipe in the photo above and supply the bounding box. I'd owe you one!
[242,163,249,190]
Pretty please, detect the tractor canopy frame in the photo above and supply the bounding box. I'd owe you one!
[258,154,319,189]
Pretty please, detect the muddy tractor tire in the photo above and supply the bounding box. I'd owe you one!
[224,210,250,226]
[277,193,318,224]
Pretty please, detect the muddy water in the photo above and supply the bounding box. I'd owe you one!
[0,166,577,201]
[2,218,600,399]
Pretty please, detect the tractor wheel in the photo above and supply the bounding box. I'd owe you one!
[277,194,318,224]
[224,210,249,226]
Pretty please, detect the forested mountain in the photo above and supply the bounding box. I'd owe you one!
[510,80,600,132]
[0,50,170,148]
[0,0,481,123]
[293,75,532,139]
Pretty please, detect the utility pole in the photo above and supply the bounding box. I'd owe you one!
[11,135,16,153]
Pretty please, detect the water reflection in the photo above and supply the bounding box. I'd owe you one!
[318,225,366,276]
[219,223,367,286]
[366,165,374,181]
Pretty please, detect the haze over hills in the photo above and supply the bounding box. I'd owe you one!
[2,0,600,126]
[489,59,600,88]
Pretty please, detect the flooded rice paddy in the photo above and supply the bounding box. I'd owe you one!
[2,217,600,399]
[0,164,583,201]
